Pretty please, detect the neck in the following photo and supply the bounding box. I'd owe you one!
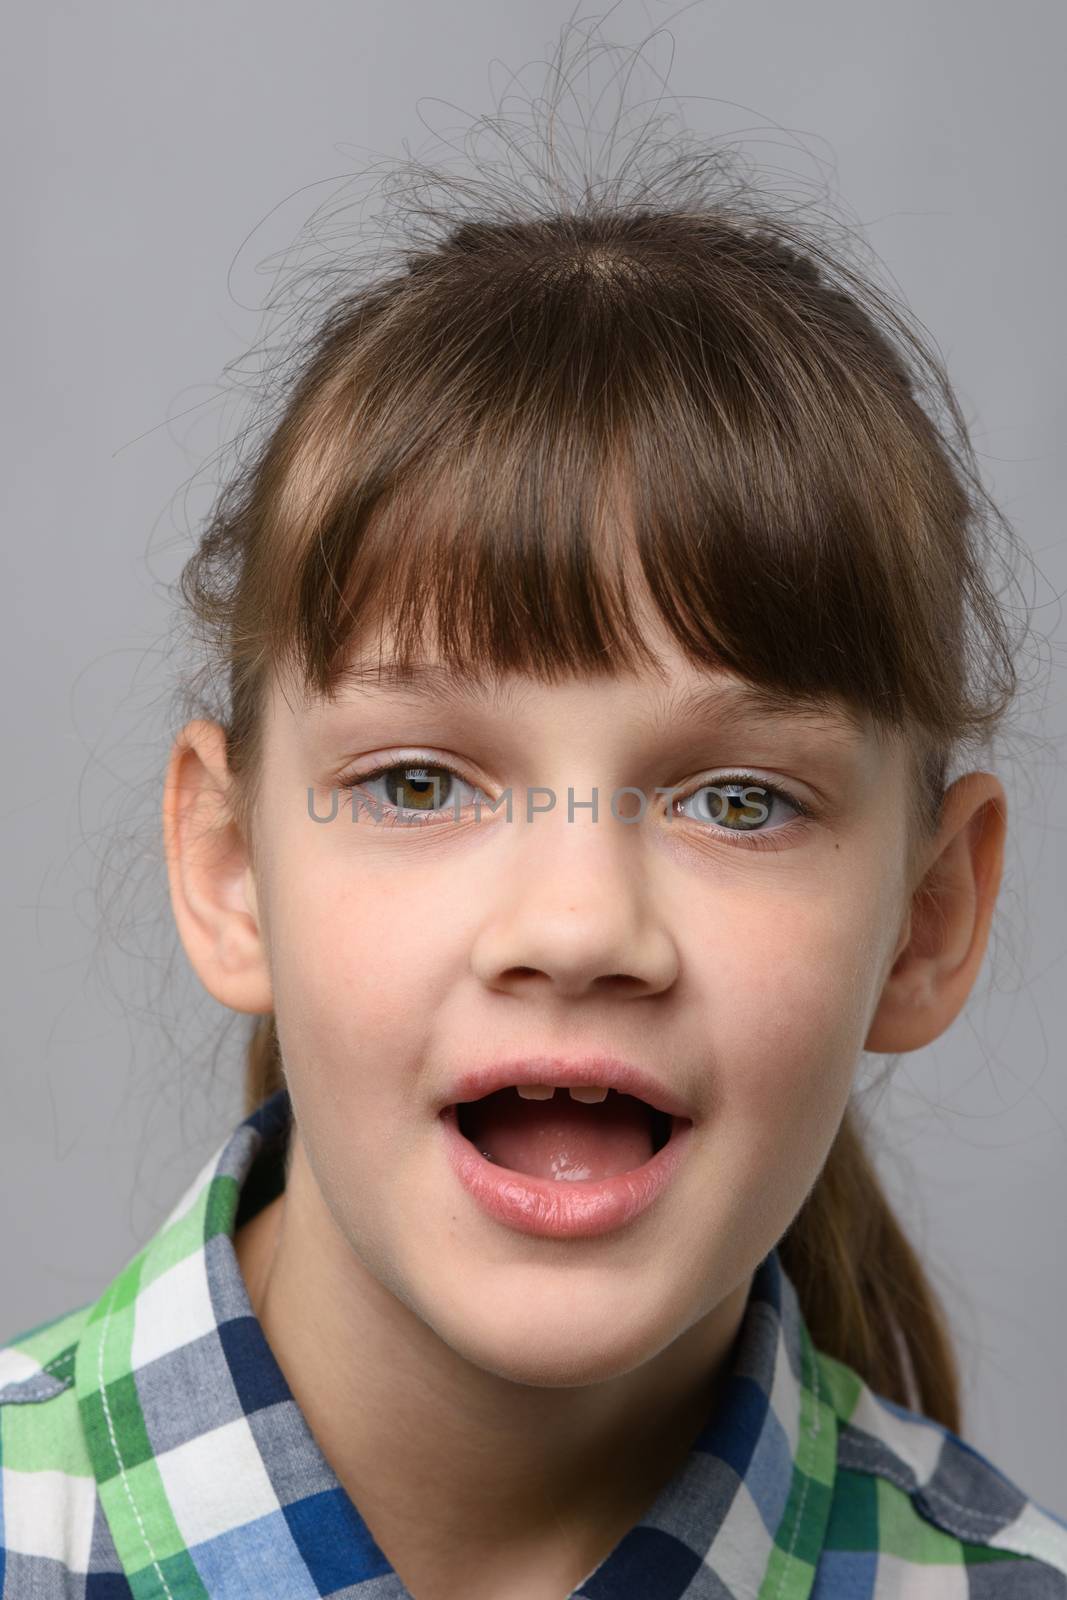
[234,1135,751,1600]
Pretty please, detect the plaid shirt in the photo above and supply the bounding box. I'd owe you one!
[2,1086,1065,1599]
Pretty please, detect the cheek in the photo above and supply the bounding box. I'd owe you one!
[265,849,465,1066]
[701,883,885,1130]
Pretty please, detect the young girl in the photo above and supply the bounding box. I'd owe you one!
[2,69,1066,1600]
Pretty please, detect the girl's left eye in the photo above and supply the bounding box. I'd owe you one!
[334,758,814,847]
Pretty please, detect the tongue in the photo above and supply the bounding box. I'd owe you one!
[463,1090,655,1180]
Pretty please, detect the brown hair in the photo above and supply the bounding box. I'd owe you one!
[176,81,1029,1437]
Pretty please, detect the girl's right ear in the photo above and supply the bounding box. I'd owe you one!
[162,719,274,1015]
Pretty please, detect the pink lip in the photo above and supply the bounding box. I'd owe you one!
[441,1055,697,1123]
[439,1104,694,1239]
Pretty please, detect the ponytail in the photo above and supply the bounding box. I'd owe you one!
[778,1102,963,1434]
[243,1014,284,1117]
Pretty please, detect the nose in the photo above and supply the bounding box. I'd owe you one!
[468,800,679,1000]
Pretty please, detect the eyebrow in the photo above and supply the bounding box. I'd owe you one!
[327,659,867,743]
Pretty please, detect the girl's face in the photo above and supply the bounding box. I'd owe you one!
[238,608,915,1388]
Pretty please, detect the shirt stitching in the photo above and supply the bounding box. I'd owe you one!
[0,1379,71,1402]
[840,1435,1048,1541]
[97,1276,177,1600]
[0,1348,77,1404]
[772,1327,823,1597]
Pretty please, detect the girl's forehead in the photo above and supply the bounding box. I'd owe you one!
[289,645,872,752]
[323,608,804,707]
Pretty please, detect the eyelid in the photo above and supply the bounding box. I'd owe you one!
[333,750,484,797]
[329,732,838,806]
[679,770,815,819]
[332,751,817,803]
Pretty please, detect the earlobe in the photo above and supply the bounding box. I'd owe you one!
[864,772,1006,1054]
[162,719,274,1015]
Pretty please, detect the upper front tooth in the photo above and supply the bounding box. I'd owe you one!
[513,1084,611,1103]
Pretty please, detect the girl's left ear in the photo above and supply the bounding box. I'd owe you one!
[864,772,1007,1054]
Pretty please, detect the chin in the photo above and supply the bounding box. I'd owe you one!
[429,1301,667,1389]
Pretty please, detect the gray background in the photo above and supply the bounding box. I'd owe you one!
[3,0,1065,1516]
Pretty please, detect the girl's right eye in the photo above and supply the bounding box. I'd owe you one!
[338,760,482,826]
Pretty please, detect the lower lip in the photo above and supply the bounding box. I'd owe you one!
[439,1104,695,1239]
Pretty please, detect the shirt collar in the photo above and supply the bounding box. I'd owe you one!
[75,1085,837,1598]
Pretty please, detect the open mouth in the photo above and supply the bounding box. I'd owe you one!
[453,1087,678,1180]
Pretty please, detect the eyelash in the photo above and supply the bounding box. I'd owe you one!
[333,755,817,852]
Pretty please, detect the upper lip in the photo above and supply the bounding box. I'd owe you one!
[440,1056,697,1123]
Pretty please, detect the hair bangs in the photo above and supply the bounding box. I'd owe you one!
[270,250,966,749]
